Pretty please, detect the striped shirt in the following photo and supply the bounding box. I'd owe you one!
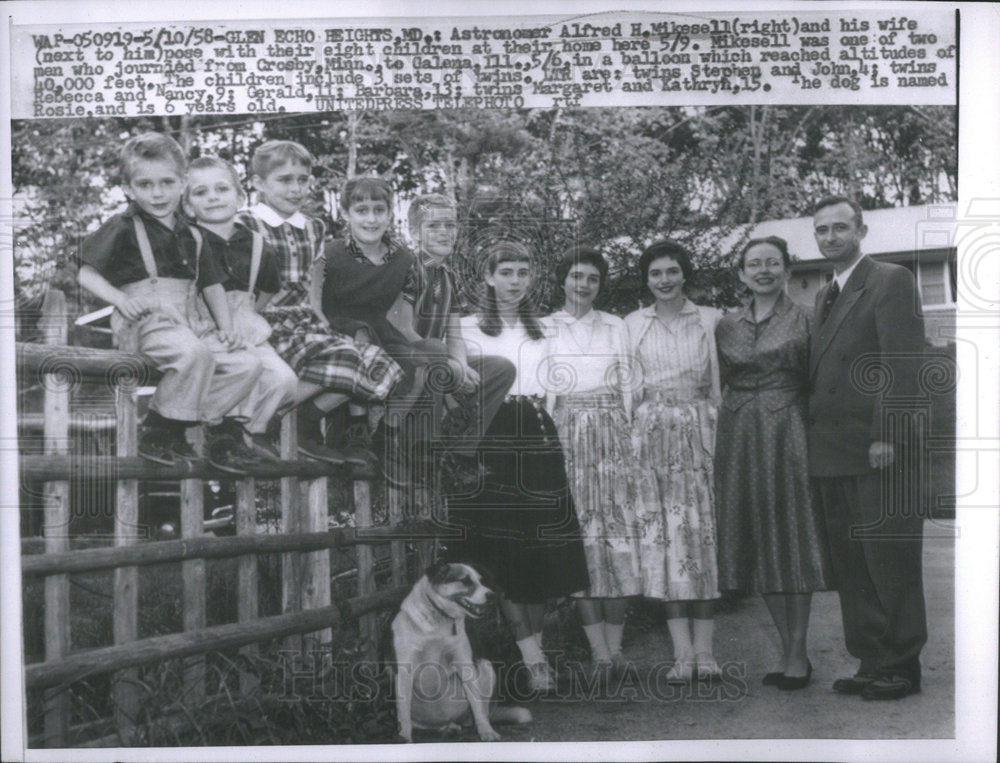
[625,301,715,400]
[405,259,457,341]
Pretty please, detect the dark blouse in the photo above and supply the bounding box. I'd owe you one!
[321,235,416,346]
[715,292,811,413]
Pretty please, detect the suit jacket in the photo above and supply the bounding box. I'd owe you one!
[808,256,925,476]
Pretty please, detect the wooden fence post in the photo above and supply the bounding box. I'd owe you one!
[279,413,303,655]
[235,477,259,694]
[386,484,406,590]
[302,475,331,646]
[353,479,376,659]
[40,289,71,747]
[409,398,437,574]
[112,324,140,741]
[386,386,436,587]
[180,425,205,705]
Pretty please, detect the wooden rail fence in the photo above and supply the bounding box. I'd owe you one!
[18,290,443,747]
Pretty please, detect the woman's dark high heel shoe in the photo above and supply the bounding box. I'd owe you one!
[762,671,784,686]
[778,660,812,691]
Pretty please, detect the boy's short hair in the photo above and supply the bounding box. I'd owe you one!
[250,140,314,179]
[121,132,186,183]
[408,194,457,234]
[340,176,393,211]
[185,156,243,198]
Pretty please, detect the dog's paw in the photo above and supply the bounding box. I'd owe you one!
[396,732,413,744]
[477,725,502,742]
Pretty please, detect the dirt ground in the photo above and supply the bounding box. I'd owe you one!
[431,520,955,746]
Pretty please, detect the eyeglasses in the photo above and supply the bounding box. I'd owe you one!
[743,259,784,270]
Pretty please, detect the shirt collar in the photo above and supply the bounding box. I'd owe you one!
[197,221,251,246]
[774,290,793,315]
[124,201,179,233]
[739,290,792,323]
[640,298,697,321]
[347,232,399,265]
[249,202,309,229]
[833,255,866,290]
[420,254,452,272]
[551,308,601,326]
[643,298,696,313]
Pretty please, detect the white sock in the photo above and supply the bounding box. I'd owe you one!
[666,617,694,661]
[692,618,715,656]
[582,622,612,661]
[516,635,546,666]
[604,621,625,656]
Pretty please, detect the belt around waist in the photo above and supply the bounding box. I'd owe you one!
[726,385,804,394]
[504,393,545,405]
[118,277,193,298]
[555,392,621,407]
[640,387,710,405]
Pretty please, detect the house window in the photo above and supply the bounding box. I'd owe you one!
[918,261,948,306]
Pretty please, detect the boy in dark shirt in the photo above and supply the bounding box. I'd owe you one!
[78,133,262,471]
[184,156,298,460]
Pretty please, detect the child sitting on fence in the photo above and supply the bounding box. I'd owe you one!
[240,140,403,466]
[402,194,516,485]
[316,178,459,486]
[183,156,299,461]
[78,132,263,472]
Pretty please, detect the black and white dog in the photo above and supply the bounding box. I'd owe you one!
[391,561,532,742]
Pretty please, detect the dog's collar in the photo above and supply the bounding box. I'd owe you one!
[426,594,458,635]
[401,585,459,635]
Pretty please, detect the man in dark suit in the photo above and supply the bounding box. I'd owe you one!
[808,196,927,700]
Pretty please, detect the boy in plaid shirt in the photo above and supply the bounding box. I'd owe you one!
[400,195,516,483]
[240,141,403,465]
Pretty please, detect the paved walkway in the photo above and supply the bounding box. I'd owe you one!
[489,521,955,743]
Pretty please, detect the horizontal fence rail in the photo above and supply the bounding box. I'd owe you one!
[22,520,451,577]
[17,341,163,381]
[26,585,410,692]
[19,293,438,747]
[19,455,377,482]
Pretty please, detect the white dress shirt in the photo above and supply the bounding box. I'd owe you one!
[460,314,552,398]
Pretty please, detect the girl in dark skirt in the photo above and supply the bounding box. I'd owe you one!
[450,239,590,692]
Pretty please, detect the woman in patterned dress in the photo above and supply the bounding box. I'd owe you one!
[547,246,642,672]
[624,240,722,682]
[715,236,831,690]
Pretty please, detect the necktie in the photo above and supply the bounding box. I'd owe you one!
[819,280,840,325]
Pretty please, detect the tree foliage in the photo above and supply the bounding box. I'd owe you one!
[11,106,956,323]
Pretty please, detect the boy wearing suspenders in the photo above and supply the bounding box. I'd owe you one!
[78,133,263,472]
[184,157,299,460]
